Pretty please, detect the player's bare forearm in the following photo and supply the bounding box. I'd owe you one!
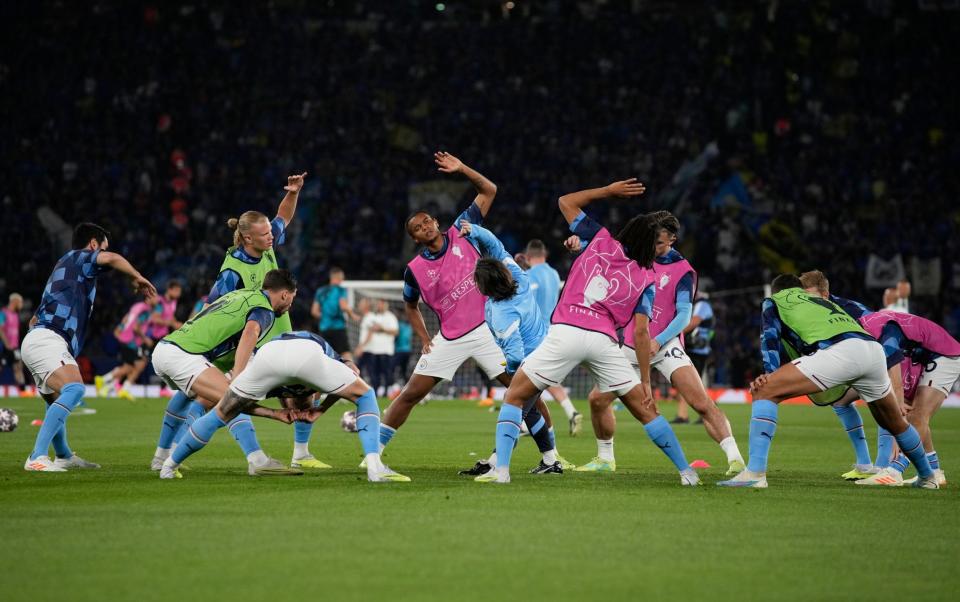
[276,189,299,226]
[217,389,255,421]
[246,404,292,423]
[231,322,261,376]
[559,179,645,224]
[633,318,653,385]
[460,163,497,216]
[405,302,432,347]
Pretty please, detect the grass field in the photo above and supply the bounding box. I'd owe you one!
[1,396,958,602]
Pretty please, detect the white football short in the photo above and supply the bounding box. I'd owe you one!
[791,338,892,402]
[621,336,693,381]
[918,354,960,397]
[21,328,79,395]
[413,324,507,381]
[521,324,640,396]
[152,342,214,399]
[230,338,357,401]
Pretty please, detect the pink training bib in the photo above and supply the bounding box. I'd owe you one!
[860,310,960,401]
[407,226,486,340]
[623,256,696,349]
[552,227,651,342]
[1,307,19,349]
[149,297,178,339]
[115,302,153,345]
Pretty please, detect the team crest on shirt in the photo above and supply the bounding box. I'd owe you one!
[658,273,671,290]
[452,246,463,258]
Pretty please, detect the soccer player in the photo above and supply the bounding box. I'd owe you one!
[95,300,155,400]
[378,152,510,451]
[717,274,938,489]
[355,299,398,397]
[458,221,572,475]
[160,330,409,482]
[799,270,890,480]
[676,291,715,423]
[312,267,360,360]
[23,223,157,471]
[571,211,745,475]
[148,280,183,340]
[520,238,582,435]
[478,179,699,485]
[151,173,329,471]
[0,293,27,393]
[853,310,957,487]
[152,268,303,476]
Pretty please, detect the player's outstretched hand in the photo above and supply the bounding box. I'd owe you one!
[295,408,324,424]
[434,151,463,173]
[284,172,308,192]
[605,178,646,198]
[134,276,158,302]
[563,235,582,253]
[458,220,473,237]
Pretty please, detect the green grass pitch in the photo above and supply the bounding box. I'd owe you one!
[1,397,958,602]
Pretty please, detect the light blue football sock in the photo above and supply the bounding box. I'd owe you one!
[644,415,691,472]
[173,401,205,446]
[746,399,779,473]
[927,451,940,471]
[889,453,910,474]
[379,424,396,448]
[494,404,523,469]
[354,390,381,455]
[31,382,84,460]
[833,405,871,465]
[875,427,895,468]
[52,424,73,459]
[158,391,191,450]
[893,425,932,478]
[172,411,227,464]
[227,415,261,456]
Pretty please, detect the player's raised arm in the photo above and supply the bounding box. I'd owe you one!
[558,178,646,224]
[435,151,497,217]
[95,251,158,302]
[276,172,308,226]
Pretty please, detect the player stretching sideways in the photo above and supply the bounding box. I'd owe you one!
[574,211,745,475]
[479,180,699,485]
[161,331,409,483]
[378,152,510,452]
[24,223,157,471]
[717,274,937,489]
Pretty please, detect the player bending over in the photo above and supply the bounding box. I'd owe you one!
[152,269,302,476]
[456,221,572,476]
[717,274,938,489]
[478,179,699,485]
[161,331,409,482]
[24,223,157,471]
[572,210,745,475]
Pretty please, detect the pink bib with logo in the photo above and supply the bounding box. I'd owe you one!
[623,257,696,348]
[407,226,486,340]
[552,227,650,341]
[860,310,960,357]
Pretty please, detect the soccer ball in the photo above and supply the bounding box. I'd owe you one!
[340,410,358,433]
[0,408,19,432]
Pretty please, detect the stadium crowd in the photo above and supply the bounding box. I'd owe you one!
[1,0,958,387]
